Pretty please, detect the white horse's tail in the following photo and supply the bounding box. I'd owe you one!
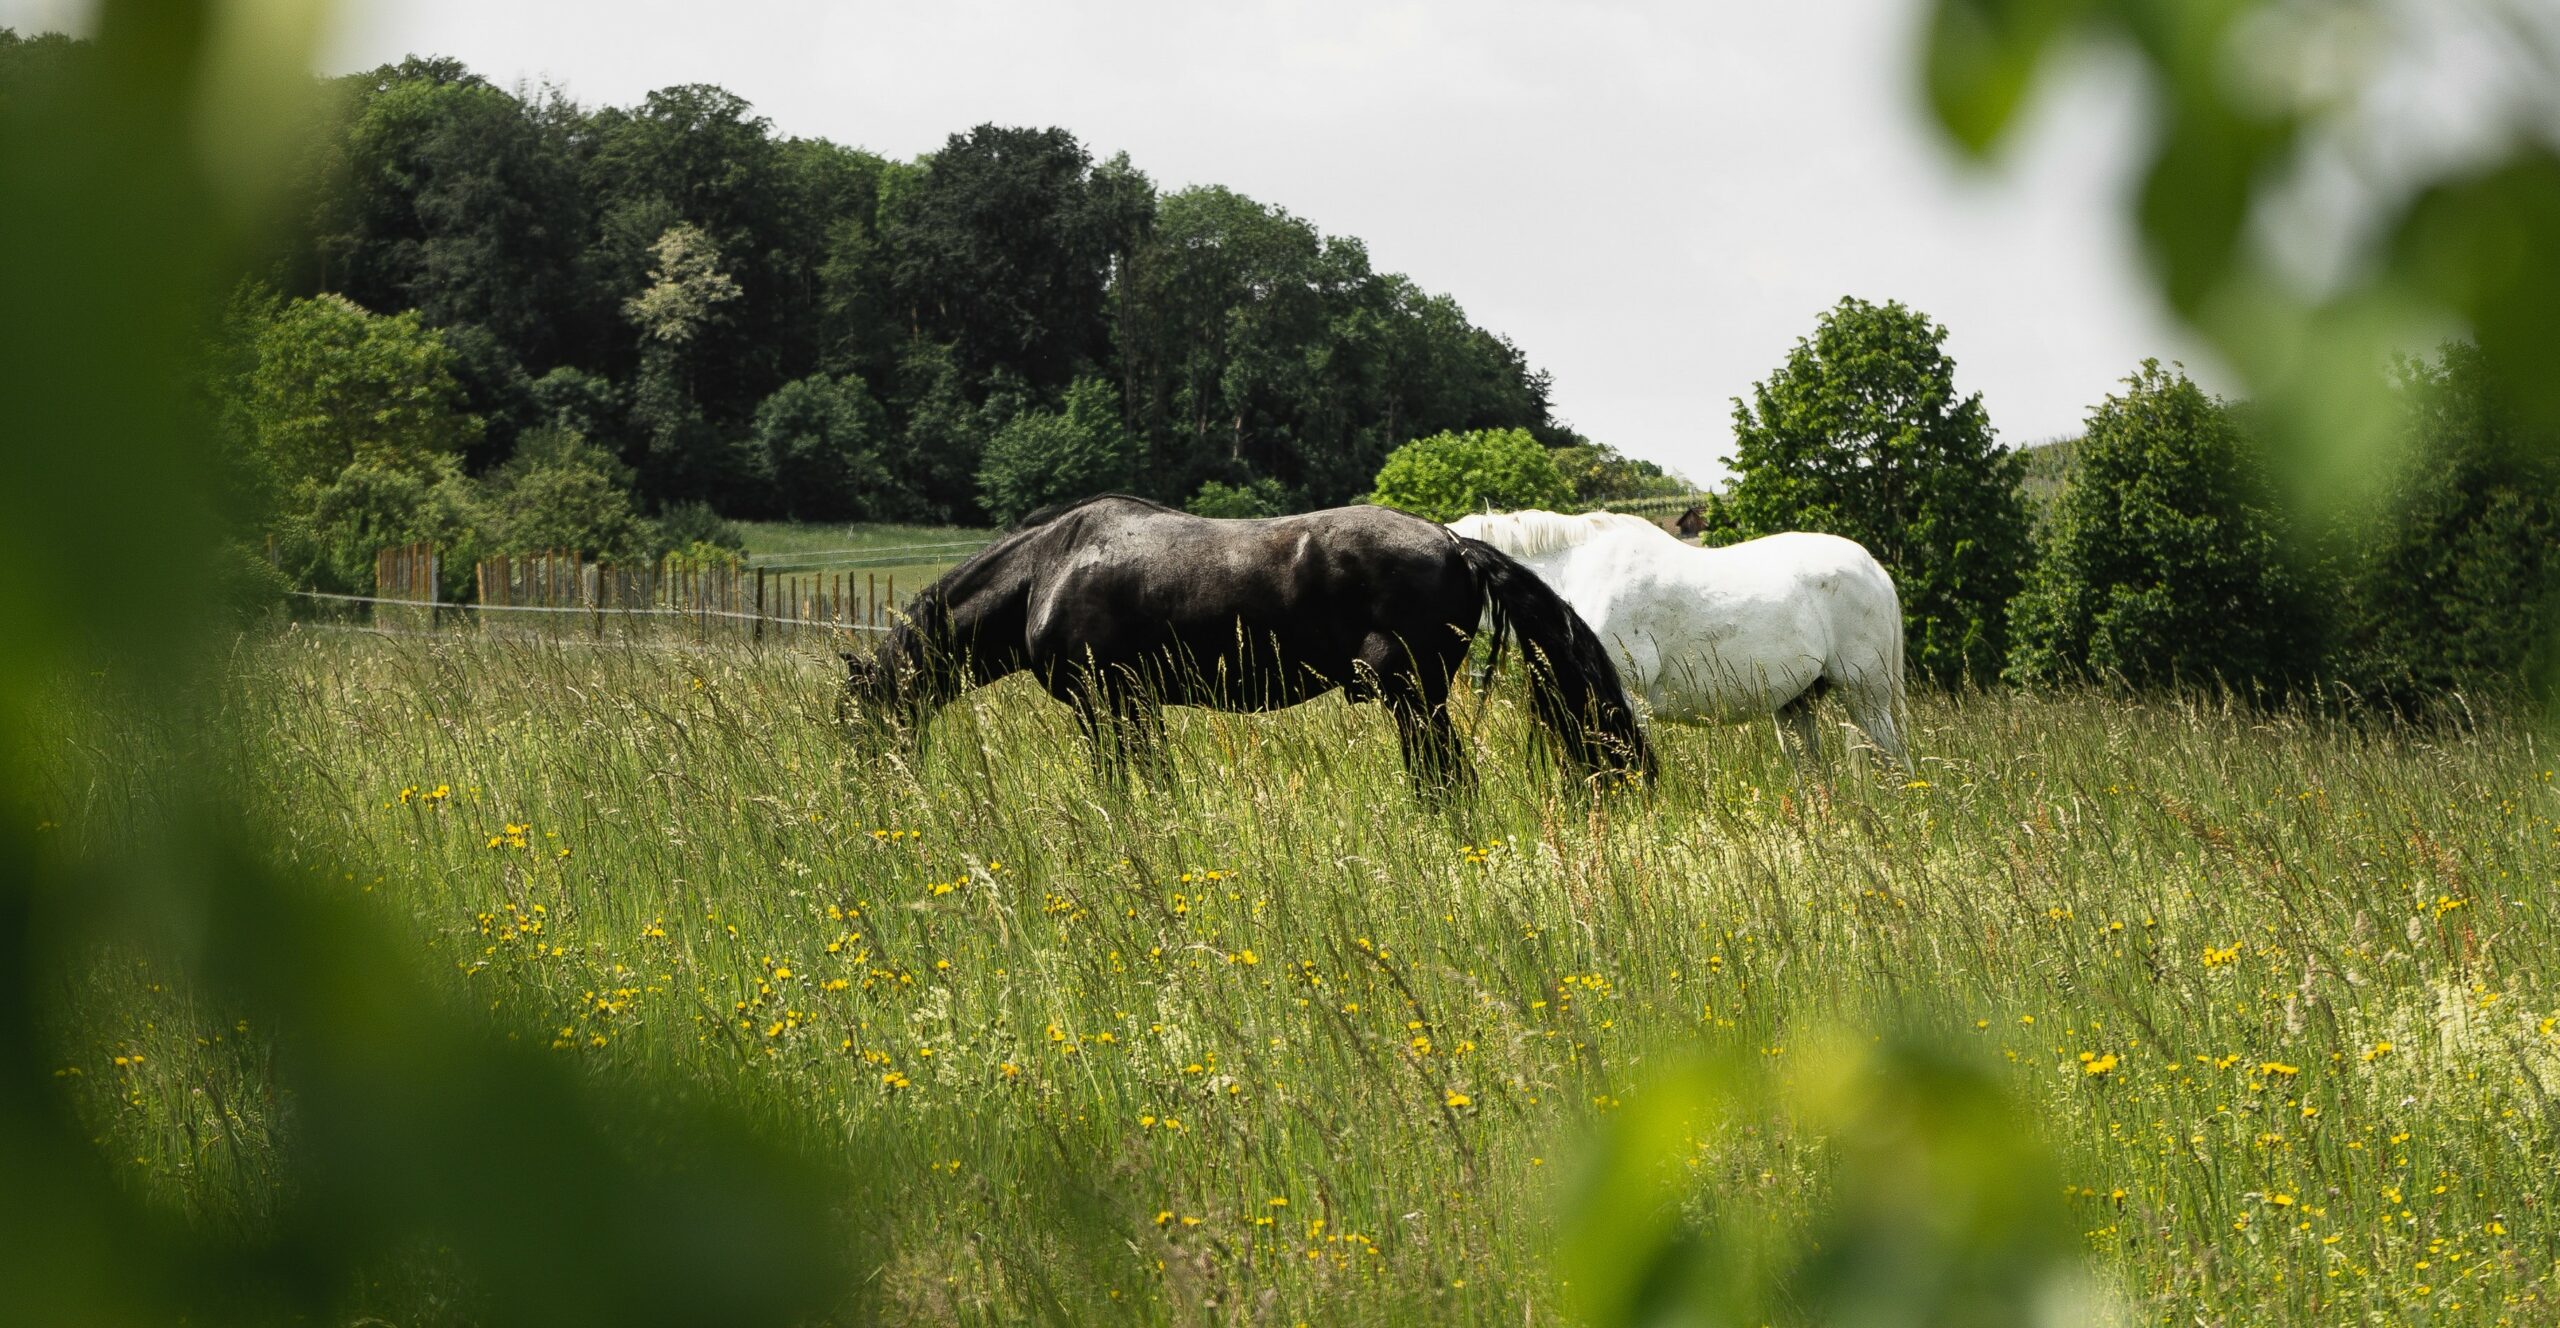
[1869,566,1914,771]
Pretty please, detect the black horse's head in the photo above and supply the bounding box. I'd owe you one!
[838,589,960,751]
[838,645,908,751]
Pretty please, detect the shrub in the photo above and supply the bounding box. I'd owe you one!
[2328,342,2560,704]
[1185,478,1293,519]
[753,372,905,521]
[286,454,485,597]
[482,427,654,563]
[976,377,1137,526]
[2006,361,2306,691]
[652,501,745,557]
[1715,297,2029,685]
[1367,428,1572,522]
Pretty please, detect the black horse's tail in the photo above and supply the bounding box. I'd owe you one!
[1456,537,1655,784]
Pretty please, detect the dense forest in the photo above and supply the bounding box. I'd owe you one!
[5,32,1686,530]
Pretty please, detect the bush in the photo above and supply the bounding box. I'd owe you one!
[976,377,1137,526]
[652,501,744,557]
[1366,428,1572,522]
[753,372,906,521]
[2005,361,2306,691]
[1715,297,2029,685]
[287,454,486,597]
[1551,442,1690,507]
[482,427,654,563]
[1185,478,1293,519]
[2328,343,2560,704]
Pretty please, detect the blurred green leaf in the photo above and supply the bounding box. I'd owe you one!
[2391,147,2560,430]
[1561,1033,2099,1328]
[0,4,877,1323]
[1923,0,2086,156]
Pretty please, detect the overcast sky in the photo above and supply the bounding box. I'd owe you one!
[12,0,2241,483]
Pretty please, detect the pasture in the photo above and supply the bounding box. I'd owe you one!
[47,630,2560,1325]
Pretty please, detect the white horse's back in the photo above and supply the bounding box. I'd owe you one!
[1451,511,1908,767]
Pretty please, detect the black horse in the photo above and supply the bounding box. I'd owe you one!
[841,495,1652,794]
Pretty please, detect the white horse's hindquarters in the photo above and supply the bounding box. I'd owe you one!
[1554,554,1830,723]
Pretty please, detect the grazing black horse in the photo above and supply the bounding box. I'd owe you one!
[841,495,1651,794]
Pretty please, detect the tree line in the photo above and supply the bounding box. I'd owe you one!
[1639,298,2556,706]
[0,34,1693,583]
[20,29,2536,707]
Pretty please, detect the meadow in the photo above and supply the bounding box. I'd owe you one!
[45,628,2560,1325]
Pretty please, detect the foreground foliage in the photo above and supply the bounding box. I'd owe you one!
[48,633,2560,1324]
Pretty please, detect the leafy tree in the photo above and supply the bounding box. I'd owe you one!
[2328,343,2560,704]
[285,453,486,596]
[242,293,482,490]
[1553,441,1691,506]
[888,126,1153,391]
[1186,477,1293,519]
[1116,189,1561,508]
[887,338,998,522]
[629,352,769,513]
[313,71,587,368]
[2005,361,2304,690]
[1367,427,1573,522]
[652,500,745,556]
[976,377,1137,526]
[481,427,654,562]
[623,222,742,347]
[752,372,910,520]
[528,366,627,449]
[1716,297,2029,684]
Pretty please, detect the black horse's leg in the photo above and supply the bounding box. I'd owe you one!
[1115,690,1173,789]
[1064,681,1130,788]
[1387,676,1472,802]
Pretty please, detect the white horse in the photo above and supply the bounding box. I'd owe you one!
[1449,509,1910,770]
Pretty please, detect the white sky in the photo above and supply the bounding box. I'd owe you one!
[10,0,2244,484]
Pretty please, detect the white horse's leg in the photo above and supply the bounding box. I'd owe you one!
[1774,692,1825,774]
[1845,680,1912,773]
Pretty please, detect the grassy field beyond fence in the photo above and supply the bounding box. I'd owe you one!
[46,633,2560,1324]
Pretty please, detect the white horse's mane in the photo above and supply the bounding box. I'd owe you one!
[1449,508,1675,558]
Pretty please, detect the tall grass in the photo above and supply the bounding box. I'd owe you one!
[43,630,2560,1324]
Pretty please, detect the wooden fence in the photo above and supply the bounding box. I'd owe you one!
[373,541,439,631]
[319,546,932,642]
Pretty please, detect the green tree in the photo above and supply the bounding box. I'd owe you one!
[284,453,486,595]
[481,427,654,562]
[1186,477,1293,519]
[313,69,587,367]
[1115,188,1561,508]
[1552,441,1691,506]
[242,293,482,491]
[2006,362,2304,690]
[2329,343,2560,704]
[1716,297,2028,684]
[975,377,1137,526]
[752,372,908,520]
[888,125,1154,391]
[1367,427,1572,523]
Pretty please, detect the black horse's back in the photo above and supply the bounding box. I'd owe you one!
[843,496,1649,792]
